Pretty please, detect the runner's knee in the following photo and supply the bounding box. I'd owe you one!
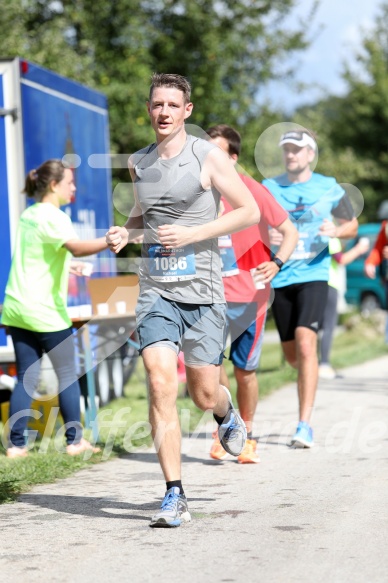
[297,337,317,360]
[190,386,218,411]
[285,355,298,368]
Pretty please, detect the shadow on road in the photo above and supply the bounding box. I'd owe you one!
[20,493,215,520]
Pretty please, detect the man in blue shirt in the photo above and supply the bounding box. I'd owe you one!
[263,129,358,448]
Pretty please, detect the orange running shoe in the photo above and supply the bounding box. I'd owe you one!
[209,435,228,460]
[237,439,260,464]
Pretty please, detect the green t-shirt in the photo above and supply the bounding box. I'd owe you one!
[328,237,342,290]
[2,202,78,332]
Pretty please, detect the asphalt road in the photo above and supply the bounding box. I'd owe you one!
[0,354,387,583]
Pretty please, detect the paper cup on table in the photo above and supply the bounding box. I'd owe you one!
[81,262,94,277]
[79,304,92,318]
[96,303,109,316]
[115,301,127,314]
[0,374,16,390]
[250,268,266,290]
[67,306,81,319]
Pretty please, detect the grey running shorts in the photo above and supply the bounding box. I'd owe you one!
[135,291,227,366]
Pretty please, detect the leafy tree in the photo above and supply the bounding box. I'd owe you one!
[0,0,95,83]
[5,1,312,146]
[70,0,313,224]
[145,0,311,128]
[291,102,382,223]
[0,0,316,234]
[306,3,388,221]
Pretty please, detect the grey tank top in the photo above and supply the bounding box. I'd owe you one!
[133,134,225,304]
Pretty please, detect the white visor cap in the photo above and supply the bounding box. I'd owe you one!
[278,131,317,151]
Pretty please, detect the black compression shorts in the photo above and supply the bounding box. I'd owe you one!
[271,281,329,342]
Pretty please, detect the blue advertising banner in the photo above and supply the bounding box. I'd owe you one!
[0,74,11,346]
[21,62,116,304]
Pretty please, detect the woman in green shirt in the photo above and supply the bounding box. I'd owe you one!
[2,159,108,458]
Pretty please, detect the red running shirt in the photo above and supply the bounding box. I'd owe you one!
[221,174,288,304]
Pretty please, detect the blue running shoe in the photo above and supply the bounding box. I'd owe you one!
[149,487,191,528]
[290,421,314,448]
[218,387,247,456]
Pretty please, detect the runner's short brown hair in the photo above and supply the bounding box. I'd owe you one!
[149,73,191,104]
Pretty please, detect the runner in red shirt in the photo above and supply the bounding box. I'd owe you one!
[365,221,388,343]
[207,125,298,463]
[365,221,388,274]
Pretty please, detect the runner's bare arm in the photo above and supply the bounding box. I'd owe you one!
[64,238,108,257]
[270,217,299,264]
[255,217,298,283]
[319,217,358,239]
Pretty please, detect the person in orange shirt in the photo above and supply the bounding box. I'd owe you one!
[365,222,388,277]
[364,221,388,342]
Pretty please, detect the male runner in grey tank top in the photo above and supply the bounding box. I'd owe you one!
[106,73,260,528]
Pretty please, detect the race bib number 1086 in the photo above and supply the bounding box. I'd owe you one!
[148,244,196,282]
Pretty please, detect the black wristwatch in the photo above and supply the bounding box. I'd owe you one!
[272,256,284,270]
